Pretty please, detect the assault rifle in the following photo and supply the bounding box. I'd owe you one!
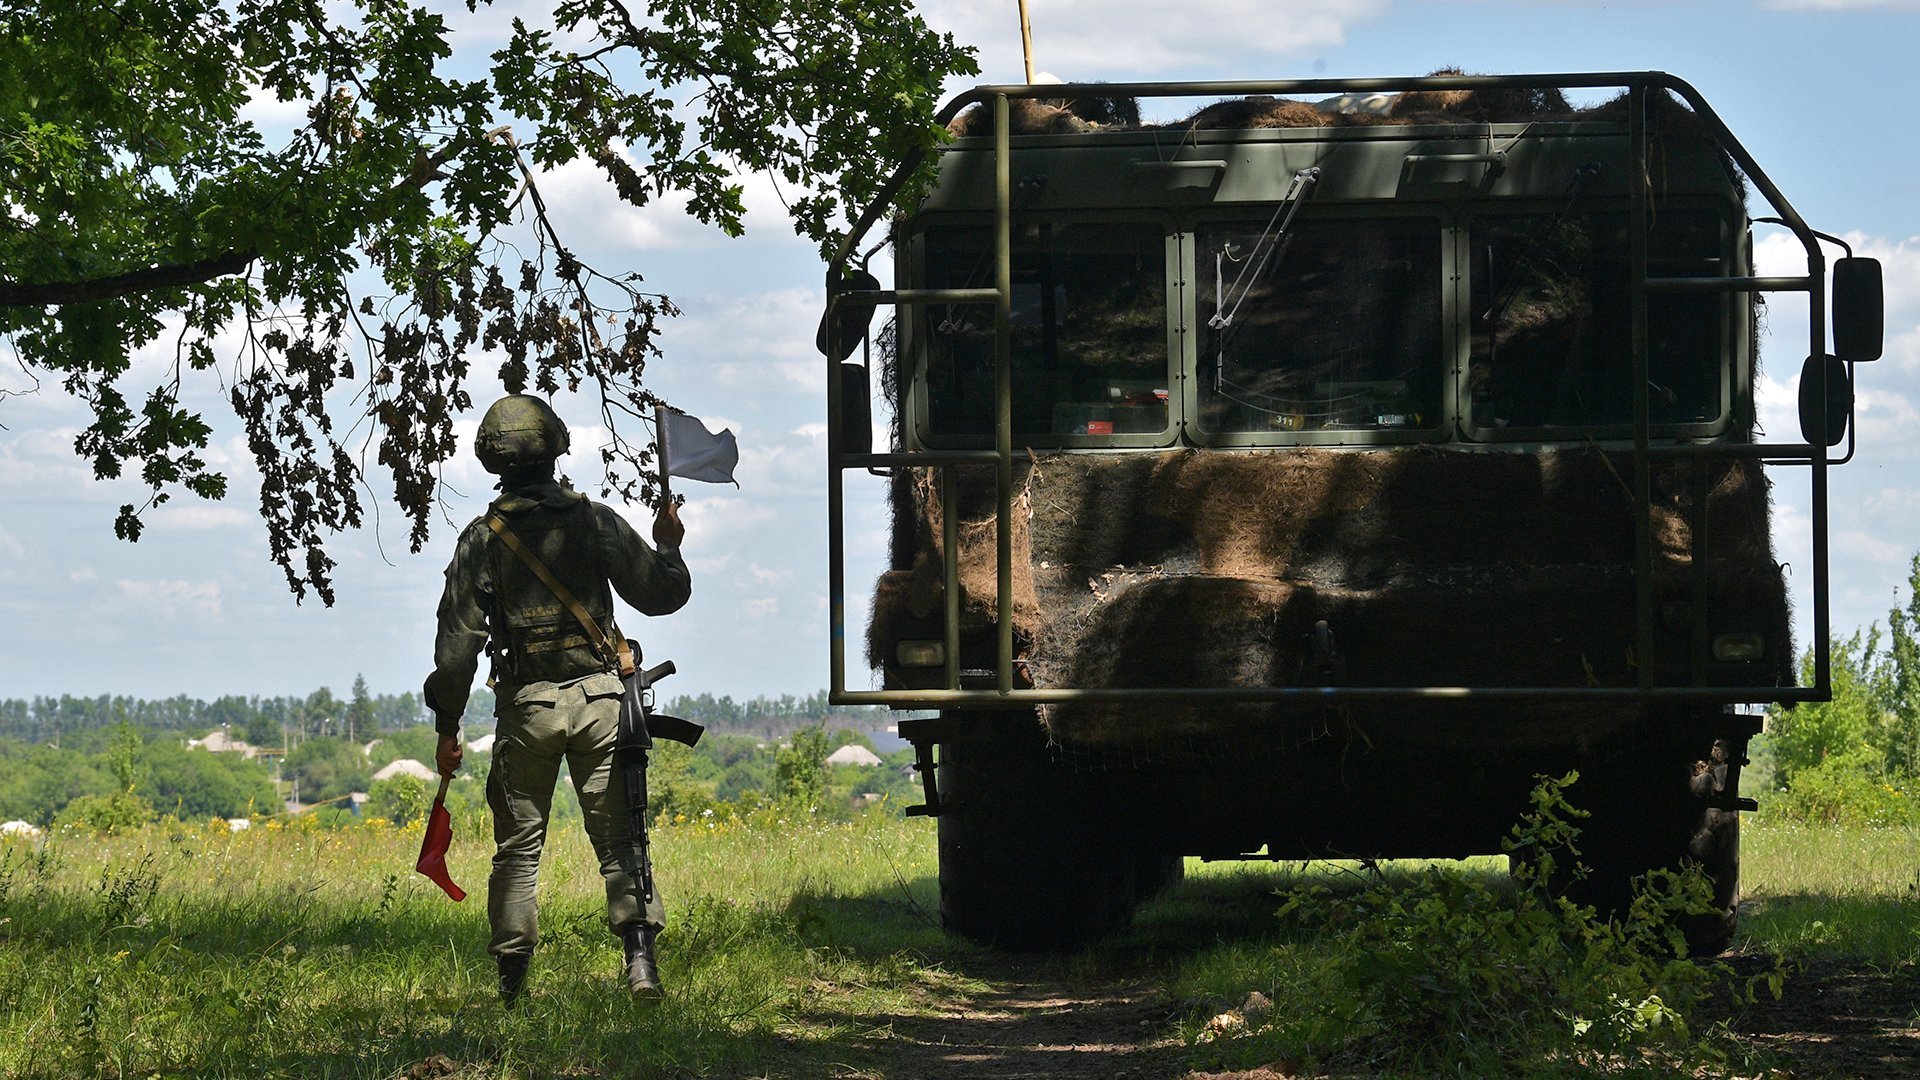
[617,654,703,905]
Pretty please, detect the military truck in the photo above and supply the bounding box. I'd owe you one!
[817,73,1883,953]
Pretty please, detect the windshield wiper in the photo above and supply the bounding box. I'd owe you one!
[1209,167,1321,331]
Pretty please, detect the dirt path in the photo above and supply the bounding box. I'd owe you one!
[1731,954,1920,1080]
[824,950,1919,1080]
[842,956,1187,1079]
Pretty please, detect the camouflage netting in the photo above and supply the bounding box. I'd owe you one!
[888,72,1778,755]
[943,73,1746,202]
[947,71,1715,139]
[871,449,1790,752]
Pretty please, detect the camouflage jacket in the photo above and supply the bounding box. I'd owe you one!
[425,480,690,734]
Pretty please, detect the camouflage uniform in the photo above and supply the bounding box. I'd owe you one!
[424,478,690,963]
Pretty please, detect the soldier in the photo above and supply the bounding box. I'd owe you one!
[425,394,690,1004]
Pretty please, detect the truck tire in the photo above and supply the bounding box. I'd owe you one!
[935,716,1139,950]
[1567,733,1742,956]
[1135,851,1186,903]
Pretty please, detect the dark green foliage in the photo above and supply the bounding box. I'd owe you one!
[0,741,110,825]
[347,675,378,741]
[141,741,277,820]
[283,737,370,804]
[366,727,441,769]
[1186,773,1776,1077]
[0,0,976,603]
[0,687,432,744]
[662,690,898,739]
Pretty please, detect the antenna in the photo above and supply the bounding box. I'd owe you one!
[1017,0,1035,82]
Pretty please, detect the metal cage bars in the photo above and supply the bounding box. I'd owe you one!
[824,72,1835,710]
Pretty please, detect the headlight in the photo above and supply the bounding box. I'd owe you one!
[1711,633,1766,662]
[895,639,946,668]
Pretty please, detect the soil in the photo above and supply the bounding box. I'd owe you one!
[1726,951,1920,1080]
[834,948,1918,1080]
[838,955,1187,1079]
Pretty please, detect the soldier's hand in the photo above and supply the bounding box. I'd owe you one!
[436,734,464,778]
[653,499,685,551]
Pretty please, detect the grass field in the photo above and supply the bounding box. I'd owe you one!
[1,808,1914,1078]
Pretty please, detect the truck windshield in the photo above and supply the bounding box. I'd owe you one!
[922,221,1168,438]
[1469,209,1726,431]
[1197,217,1443,435]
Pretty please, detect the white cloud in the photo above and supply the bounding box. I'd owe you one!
[152,505,254,531]
[677,495,779,549]
[536,154,806,254]
[659,288,822,395]
[1862,486,1920,518]
[921,0,1390,86]
[114,578,223,620]
[69,567,99,585]
[1757,227,1920,458]
[1835,527,1910,567]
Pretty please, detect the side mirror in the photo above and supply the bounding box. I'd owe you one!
[1833,257,1883,361]
[1797,353,1851,447]
[839,362,873,455]
[817,267,882,362]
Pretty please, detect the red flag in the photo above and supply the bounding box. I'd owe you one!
[415,776,466,901]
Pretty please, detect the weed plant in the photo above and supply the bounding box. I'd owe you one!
[1173,773,1780,1078]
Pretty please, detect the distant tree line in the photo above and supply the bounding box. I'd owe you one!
[0,675,494,747]
[659,690,896,738]
[0,723,277,826]
[0,683,895,747]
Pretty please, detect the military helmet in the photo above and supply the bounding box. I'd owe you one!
[475,394,570,473]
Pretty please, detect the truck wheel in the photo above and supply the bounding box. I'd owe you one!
[1135,851,1185,903]
[1569,735,1742,956]
[935,717,1139,950]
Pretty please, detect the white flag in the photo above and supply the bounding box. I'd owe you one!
[661,410,739,485]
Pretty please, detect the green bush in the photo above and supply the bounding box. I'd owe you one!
[1768,749,1917,827]
[1187,773,1775,1076]
[54,791,155,834]
[364,776,430,825]
[773,728,829,807]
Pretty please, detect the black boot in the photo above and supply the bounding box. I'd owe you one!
[498,953,530,1005]
[622,924,663,999]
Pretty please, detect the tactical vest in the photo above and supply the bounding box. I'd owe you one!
[486,499,620,684]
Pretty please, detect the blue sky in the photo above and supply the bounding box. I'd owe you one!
[3,0,1917,704]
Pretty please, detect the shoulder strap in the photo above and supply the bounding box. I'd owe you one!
[487,513,636,678]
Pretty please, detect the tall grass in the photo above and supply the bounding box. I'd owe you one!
[0,806,948,1078]
[2,807,1912,1078]
[1740,818,1920,964]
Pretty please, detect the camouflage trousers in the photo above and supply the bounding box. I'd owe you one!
[486,672,664,959]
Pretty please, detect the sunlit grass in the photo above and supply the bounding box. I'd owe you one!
[1,810,1911,1077]
[0,807,945,1078]
[1739,818,1920,964]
